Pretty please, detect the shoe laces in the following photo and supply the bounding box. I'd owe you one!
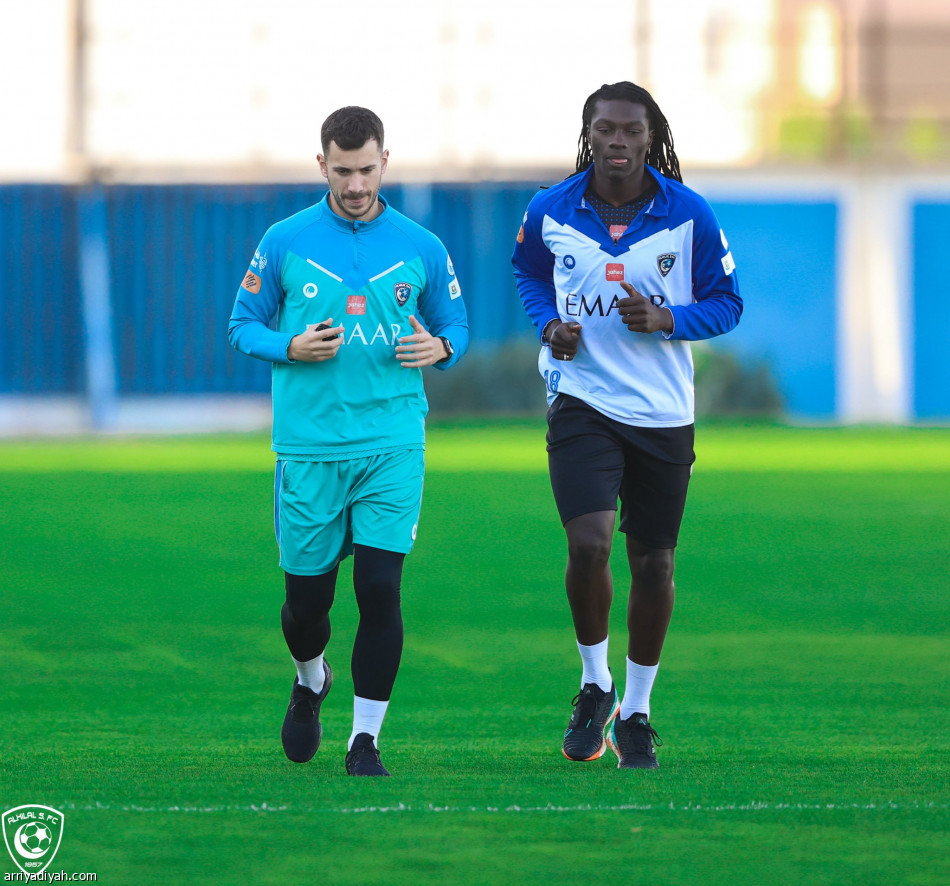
[290,687,317,722]
[631,715,663,748]
[359,745,383,766]
[350,735,380,762]
[569,686,602,728]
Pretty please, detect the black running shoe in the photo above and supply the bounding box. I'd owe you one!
[608,712,663,769]
[562,682,619,761]
[345,732,391,777]
[281,661,332,763]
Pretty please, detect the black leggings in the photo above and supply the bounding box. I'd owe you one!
[282,545,405,701]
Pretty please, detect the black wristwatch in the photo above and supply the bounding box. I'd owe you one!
[437,336,454,364]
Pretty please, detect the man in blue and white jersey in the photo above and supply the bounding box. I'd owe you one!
[512,82,742,770]
[229,106,468,776]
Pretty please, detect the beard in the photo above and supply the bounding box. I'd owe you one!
[329,183,380,221]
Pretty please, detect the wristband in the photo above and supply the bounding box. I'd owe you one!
[541,319,560,344]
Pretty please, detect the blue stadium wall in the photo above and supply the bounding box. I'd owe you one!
[912,203,950,420]
[1,185,84,395]
[1,181,947,420]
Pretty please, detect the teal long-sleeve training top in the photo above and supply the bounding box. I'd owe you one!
[229,194,469,459]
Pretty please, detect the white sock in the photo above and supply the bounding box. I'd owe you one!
[577,638,612,692]
[620,657,659,720]
[292,653,325,694]
[348,696,389,750]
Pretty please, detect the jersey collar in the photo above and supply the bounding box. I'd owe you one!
[319,193,390,231]
[573,164,670,219]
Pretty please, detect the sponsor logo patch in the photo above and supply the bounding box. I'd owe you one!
[657,253,677,276]
[347,295,367,314]
[241,270,261,294]
[720,228,729,250]
[721,251,736,275]
[449,281,461,299]
[563,255,576,269]
[516,225,524,244]
[394,282,412,306]
[303,283,318,299]
[609,224,627,243]
[605,263,625,282]
[447,255,455,277]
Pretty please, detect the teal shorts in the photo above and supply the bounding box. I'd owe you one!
[274,448,425,576]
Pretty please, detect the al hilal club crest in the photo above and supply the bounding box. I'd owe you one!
[3,805,65,876]
[657,253,677,276]
[394,282,413,306]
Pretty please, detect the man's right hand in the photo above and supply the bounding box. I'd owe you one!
[287,318,345,362]
[548,321,583,361]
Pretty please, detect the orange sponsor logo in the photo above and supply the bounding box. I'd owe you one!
[516,226,524,244]
[241,270,262,294]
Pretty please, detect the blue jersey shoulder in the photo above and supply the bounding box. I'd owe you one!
[524,171,588,223]
[260,201,325,253]
[379,204,449,261]
[656,174,718,228]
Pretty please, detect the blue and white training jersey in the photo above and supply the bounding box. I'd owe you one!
[229,194,468,459]
[512,165,742,428]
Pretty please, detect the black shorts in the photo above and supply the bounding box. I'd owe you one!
[546,394,695,549]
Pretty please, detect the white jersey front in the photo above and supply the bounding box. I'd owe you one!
[513,166,742,428]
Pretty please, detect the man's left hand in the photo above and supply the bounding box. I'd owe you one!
[396,315,449,367]
[617,281,674,335]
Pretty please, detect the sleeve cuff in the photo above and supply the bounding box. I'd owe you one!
[540,317,560,344]
[661,307,676,340]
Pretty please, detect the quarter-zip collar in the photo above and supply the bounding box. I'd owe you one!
[319,193,390,232]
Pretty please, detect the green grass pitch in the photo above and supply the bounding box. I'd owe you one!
[0,421,948,884]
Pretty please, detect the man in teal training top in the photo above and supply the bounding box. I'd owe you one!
[229,106,468,776]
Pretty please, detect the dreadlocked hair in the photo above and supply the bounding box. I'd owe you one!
[574,81,682,183]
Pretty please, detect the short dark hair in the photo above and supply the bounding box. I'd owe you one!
[320,106,385,154]
[575,82,682,183]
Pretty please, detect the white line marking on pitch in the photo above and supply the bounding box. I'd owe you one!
[62,801,946,815]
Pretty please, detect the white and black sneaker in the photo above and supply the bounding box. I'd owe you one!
[281,661,333,763]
